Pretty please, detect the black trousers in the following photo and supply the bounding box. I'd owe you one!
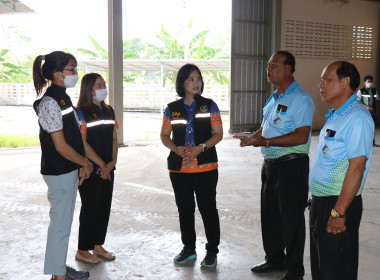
[169,169,220,253]
[78,171,114,250]
[310,195,362,280]
[261,156,309,276]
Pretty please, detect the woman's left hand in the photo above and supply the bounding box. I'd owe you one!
[185,145,203,163]
[100,161,116,180]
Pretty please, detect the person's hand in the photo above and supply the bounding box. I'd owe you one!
[184,145,203,163]
[326,216,346,235]
[79,162,93,185]
[367,106,374,112]
[233,135,253,147]
[100,161,116,180]
[175,146,187,158]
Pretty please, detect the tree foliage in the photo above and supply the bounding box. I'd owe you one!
[0,49,29,82]
[1,20,230,85]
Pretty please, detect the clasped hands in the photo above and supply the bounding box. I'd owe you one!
[176,145,203,163]
[98,161,115,180]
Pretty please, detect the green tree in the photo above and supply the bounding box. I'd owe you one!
[0,49,29,82]
[147,20,229,85]
[77,36,146,82]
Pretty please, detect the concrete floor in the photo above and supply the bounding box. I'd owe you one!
[0,106,380,280]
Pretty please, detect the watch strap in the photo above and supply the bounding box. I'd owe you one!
[331,209,345,218]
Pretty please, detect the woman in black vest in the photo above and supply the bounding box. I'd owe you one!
[33,51,93,280]
[160,64,223,268]
[75,73,118,264]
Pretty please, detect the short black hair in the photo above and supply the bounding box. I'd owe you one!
[335,61,360,91]
[175,64,204,97]
[364,75,373,82]
[275,51,295,73]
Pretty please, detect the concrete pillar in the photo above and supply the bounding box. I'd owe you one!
[108,0,124,144]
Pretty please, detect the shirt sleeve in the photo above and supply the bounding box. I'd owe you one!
[80,121,87,134]
[345,117,374,160]
[162,106,172,130]
[292,95,314,129]
[38,97,63,133]
[210,101,222,126]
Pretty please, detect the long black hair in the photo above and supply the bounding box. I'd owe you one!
[32,51,77,97]
[76,73,113,120]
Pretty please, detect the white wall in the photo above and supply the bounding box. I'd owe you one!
[281,0,380,129]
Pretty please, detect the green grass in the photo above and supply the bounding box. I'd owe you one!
[0,133,40,148]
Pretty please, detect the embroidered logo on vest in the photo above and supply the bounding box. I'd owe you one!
[200,105,208,112]
[60,100,66,106]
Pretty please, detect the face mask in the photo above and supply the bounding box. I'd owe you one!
[366,82,373,88]
[61,73,79,88]
[93,88,108,102]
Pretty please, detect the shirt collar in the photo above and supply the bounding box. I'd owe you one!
[273,80,298,100]
[50,83,66,92]
[325,93,357,120]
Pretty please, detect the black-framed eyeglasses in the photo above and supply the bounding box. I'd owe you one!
[63,68,78,74]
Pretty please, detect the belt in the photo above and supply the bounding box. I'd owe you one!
[264,153,308,164]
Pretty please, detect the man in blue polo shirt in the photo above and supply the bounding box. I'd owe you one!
[309,61,374,280]
[234,51,314,280]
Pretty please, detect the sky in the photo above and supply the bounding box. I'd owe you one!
[0,0,231,59]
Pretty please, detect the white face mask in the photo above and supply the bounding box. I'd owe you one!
[93,88,108,102]
[366,82,373,88]
[61,73,79,88]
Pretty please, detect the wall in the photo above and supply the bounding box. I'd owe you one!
[281,0,380,130]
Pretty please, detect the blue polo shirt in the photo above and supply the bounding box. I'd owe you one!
[309,94,374,197]
[261,81,314,159]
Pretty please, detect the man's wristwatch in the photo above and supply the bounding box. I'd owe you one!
[265,140,270,148]
[199,143,208,152]
[331,209,345,218]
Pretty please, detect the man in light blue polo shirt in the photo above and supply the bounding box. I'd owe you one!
[235,51,314,280]
[309,61,374,280]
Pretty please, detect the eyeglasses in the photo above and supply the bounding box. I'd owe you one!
[63,68,78,74]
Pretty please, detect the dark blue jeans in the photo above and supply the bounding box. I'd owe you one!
[169,169,220,253]
[310,195,362,280]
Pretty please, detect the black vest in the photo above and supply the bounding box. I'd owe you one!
[360,87,377,110]
[167,94,218,171]
[33,84,85,175]
[77,104,116,171]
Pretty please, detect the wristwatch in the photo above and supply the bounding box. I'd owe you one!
[266,140,270,148]
[331,209,345,218]
[199,143,208,152]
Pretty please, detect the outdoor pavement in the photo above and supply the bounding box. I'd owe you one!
[0,105,380,280]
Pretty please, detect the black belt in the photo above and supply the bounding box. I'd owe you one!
[264,153,308,163]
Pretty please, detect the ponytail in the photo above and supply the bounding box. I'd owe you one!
[32,51,77,98]
[32,55,47,97]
